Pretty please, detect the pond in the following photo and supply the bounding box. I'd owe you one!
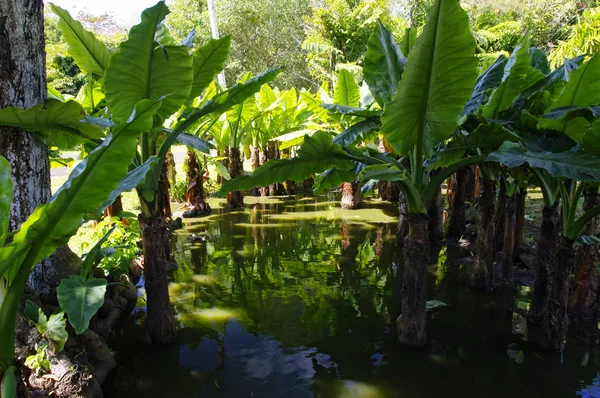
[104,196,600,398]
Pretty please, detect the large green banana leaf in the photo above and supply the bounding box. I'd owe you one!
[0,156,12,247]
[548,53,600,110]
[381,0,477,157]
[333,119,381,146]
[488,141,600,182]
[364,22,405,107]
[483,35,545,118]
[50,4,111,76]
[104,2,193,124]
[189,36,231,101]
[0,99,161,280]
[0,99,104,148]
[400,28,417,57]
[334,70,360,107]
[583,119,600,157]
[462,55,506,116]
[219,131,355,194]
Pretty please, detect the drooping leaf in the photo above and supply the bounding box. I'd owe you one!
[334,69,360,107]
[57,275,107,335]
[462,55,506,116]
[314,168,358,193]
[213,161,231,180]
[189,36,231,101]
[381,0,478,157]
[219,131,355,194]
[45,313,68,352]
[488,142,600,182]
[529,48,551,74]
[272,129,316,150]
[0,99,104,146]
[358,164,406,182]
[0,156,12,247]
[333,119,381,146]
[104,2,193,124]
[548,53,600,110]
[483,34,545,118]
[364,22,405,106]
[0,100,161,279]
[50,3,111,75]
[174,132,214,153]
[465,121,522,149]
[321,104,381,118]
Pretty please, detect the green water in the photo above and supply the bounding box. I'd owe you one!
[104,197,600,398]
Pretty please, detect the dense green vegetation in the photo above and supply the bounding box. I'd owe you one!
[2,0,600,396]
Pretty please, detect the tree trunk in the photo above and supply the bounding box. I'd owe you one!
[427,184,443,243]
[103,195,123,218]
[528,205,559,325]
[340,182,361,210]
[397,191,408,245]
[267,141,281,195]
[302,176,313,196]
[470,178,496,291]
[139,214,177,344]
[501,194,516,280]
[158,160,172,219]
[227,147,244,209]
[495,179,507,251]
[250,145,260,196]
[569,186,599,318]
[541,236,575,352]
[446,167,473,239]
[397,213,429,347]
[514,188,527,255]
[259,146,269,196]
[183,150,211,217]
[166,151,176,187]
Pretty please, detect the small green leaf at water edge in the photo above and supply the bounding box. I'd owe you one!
[57,275,107,334]
[426,300,449,311]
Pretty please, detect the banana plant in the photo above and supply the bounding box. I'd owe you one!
[0,99,162,396]
[219,0,484,347]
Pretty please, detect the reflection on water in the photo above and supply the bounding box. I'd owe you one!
[104,197,600,398]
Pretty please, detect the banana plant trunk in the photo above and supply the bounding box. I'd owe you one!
[446,167,474,239]
[501,194,516,279]
[340,182,361,210]
[250,146,260,196]
[158,160,172,219]
[166,151,177,187]
[427,183,443,243]
[514,188,527,255]
[470,178,496,291]
[259,146,269,196]
[541,236,575,352]
[397,213,429,347]
[495,180,507,251]
[227,147,244,208]
[397,191,409,245]
[528,205,559,324]
[267,141,282,195]
[139,214,177,344]
[184,150,210,216]
[569,186,599,318]
[103,195,123,218]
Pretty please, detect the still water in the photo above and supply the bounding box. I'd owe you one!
[104,196,600,398]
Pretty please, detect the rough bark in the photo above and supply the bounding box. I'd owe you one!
[340,181,361,210]
[267,141,282,195]
[501,195,516,280]
[139,214,177,344]
[528,205,559,325]
[514,188,527,255]
[157,160,171,219]
[541,237,575,352]
[470,178,497,291]
[427,183,443,243]
[569,186,599,318]
[397,191,408,245]
[495,180,507,250]
[166,151,176,187]
[397,213,429,347]
[227,147,244,209]
[446,167,474,239]
[103,195,123,218]
[183,150,211,218]
[259,146,269,197]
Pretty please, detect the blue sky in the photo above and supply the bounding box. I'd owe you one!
[45,0,160,26]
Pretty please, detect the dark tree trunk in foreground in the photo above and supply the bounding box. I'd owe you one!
[528,205,559,325]
[397,213,429,347]
[183,150,210,217]
[471,179,496,291]
[446,167,474,239]
[514,188,527,255]
[427,184,443,243]
[397,191,408,245]
[227,147,244,209]
[139,214,177,344]
[340,181,361,210]
[158,160,172,219]
[501,195,516,279]
[542,237,575,352]
[569,186,599,318]
[495,180,507,251]
[250,146,260,197]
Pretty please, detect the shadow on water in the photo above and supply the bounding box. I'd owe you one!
[104,196,600,398]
